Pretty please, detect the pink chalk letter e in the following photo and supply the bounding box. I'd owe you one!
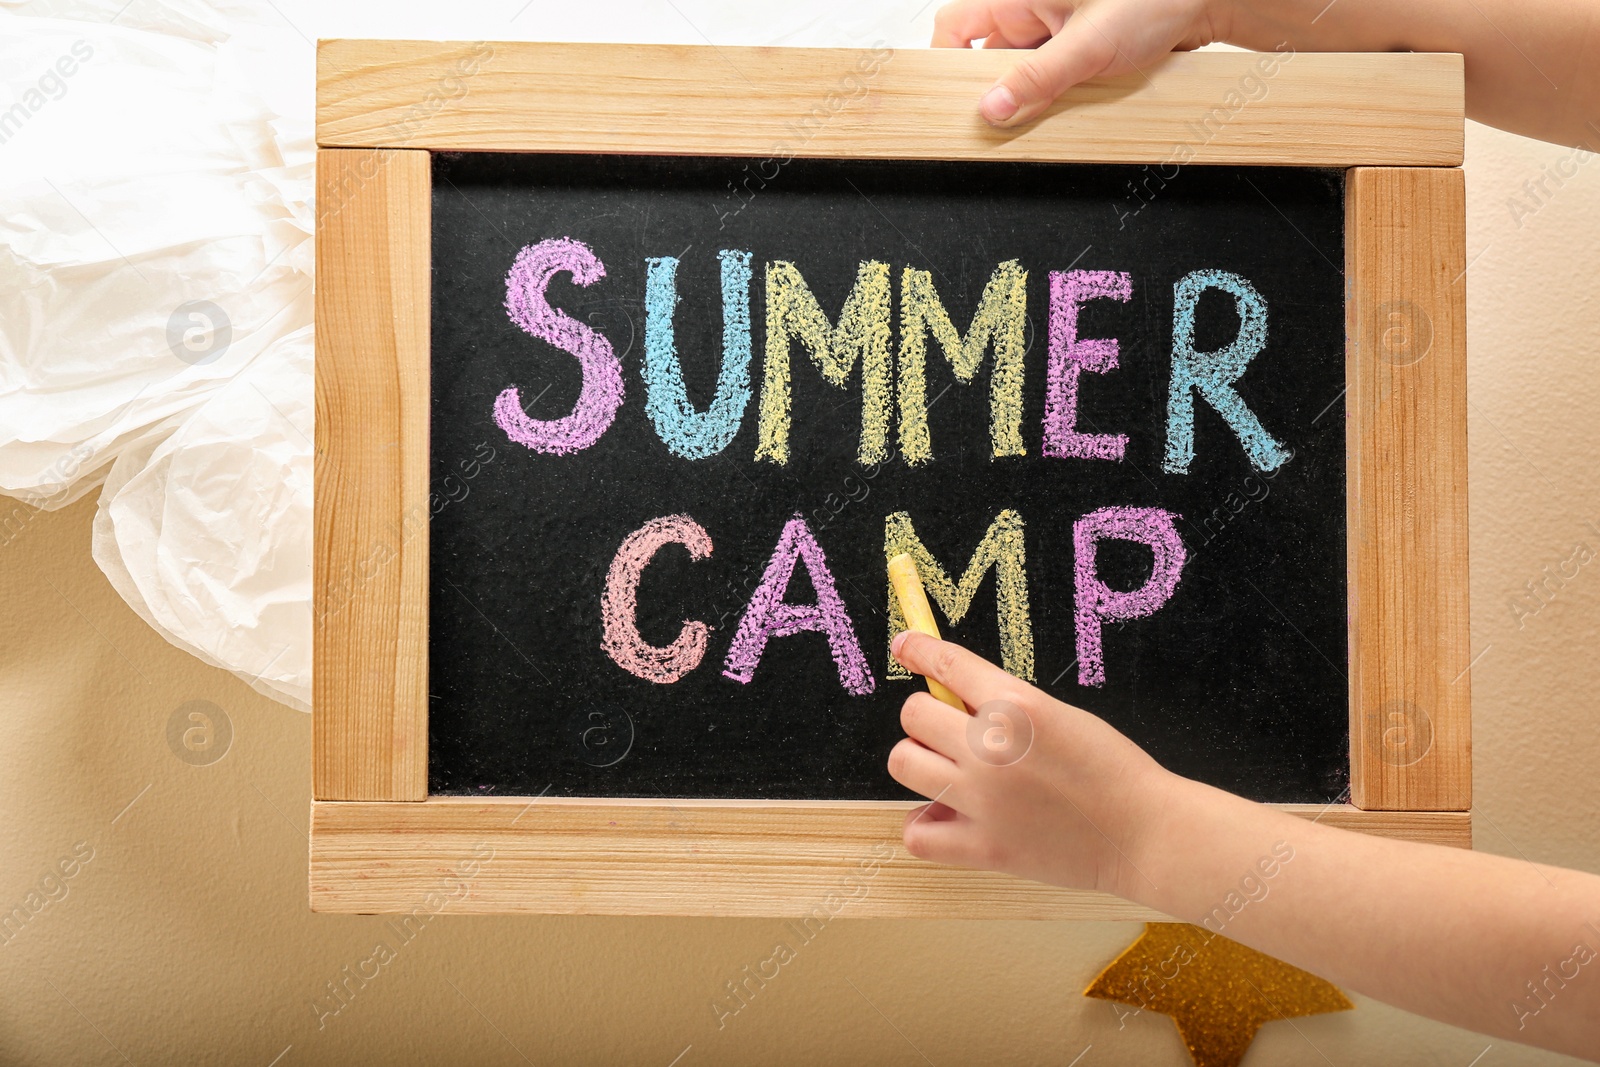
[1073,506,1186,687]
[494,237,624,454]
[1043,270,1132,461]
[601,515,714,684]
[723,514,875,695]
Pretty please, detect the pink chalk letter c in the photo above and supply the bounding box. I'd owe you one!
[601,515,714,684]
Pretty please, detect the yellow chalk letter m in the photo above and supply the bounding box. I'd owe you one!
[883,509,1035,681]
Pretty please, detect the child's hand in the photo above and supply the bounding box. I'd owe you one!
[886,630,1177,899]
[932,0,1230,126]
[886,643,1600,1057]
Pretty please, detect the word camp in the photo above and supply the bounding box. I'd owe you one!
[492,236,1293,694]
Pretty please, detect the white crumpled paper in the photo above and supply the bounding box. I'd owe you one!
[0,0,935,714]
[1,0,314,708]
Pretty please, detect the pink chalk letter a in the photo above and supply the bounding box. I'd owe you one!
[723,514,875,695]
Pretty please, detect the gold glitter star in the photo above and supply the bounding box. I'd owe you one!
[1084,923,1354,1067]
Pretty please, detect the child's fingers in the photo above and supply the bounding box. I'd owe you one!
[983,10,1119,124]
[900,691,970,761]
[980,2,1054,49]
[982,31,1038,48]
[892,631,1016,709]
[887,737,963,803]
[902,807,988,867]
[930,0,1002,48]
[906,799,961,824]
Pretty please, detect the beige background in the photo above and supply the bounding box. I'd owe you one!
[4,119,1599,1064]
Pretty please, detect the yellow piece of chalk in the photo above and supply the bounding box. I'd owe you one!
[887,553,966,712]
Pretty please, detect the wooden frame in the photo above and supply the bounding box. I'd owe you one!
[313,43,1470,917]
[1346,168,1471,810]
[316,41,1463,166]
[314,148,430,802]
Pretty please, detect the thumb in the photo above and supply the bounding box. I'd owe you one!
[982,13,1119,126]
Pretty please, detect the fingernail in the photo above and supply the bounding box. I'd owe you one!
[980,84,1018,124]
[891,630,909,658]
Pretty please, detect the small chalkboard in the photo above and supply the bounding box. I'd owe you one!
[427,152,1349,802]
[312,42,1471,918]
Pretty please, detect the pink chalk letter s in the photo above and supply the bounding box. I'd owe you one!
[723,514,875,695]
[601,515,714,684]
[1073,506,1186,687]
[494,237,624,454]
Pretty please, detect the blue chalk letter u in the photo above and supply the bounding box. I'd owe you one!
[643,249,754,459]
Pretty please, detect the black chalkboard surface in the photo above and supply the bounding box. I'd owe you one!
[428,152,1347,803]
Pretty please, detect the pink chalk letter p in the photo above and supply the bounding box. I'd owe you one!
[1073,506,1186,687]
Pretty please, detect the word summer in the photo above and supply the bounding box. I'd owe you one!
[495,237,1297,693]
